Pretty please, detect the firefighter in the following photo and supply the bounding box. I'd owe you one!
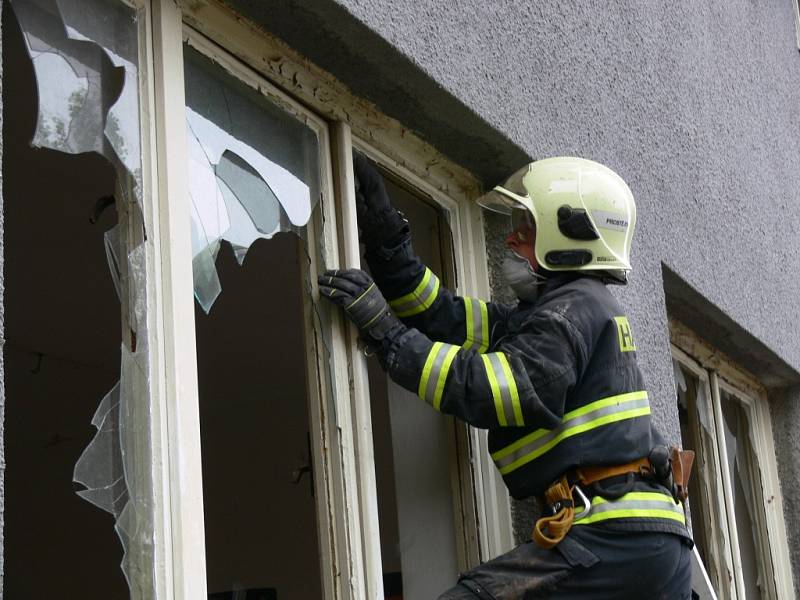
[319,154,693,599]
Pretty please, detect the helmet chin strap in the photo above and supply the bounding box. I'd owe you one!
[501,248,548,302]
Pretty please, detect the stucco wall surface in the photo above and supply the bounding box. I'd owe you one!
[770,386,800,581]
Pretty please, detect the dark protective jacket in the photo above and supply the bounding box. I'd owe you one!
[367,237,690,539]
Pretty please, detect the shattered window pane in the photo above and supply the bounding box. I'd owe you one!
[11,0,143,203]
[10,0,155,595]
[183,45,321,311]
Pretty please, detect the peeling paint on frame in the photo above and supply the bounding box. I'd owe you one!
[175,0,482,203]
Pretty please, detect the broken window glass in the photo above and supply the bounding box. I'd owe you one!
[10,0,154,595]
[183,44,321,311]
[183,44,344,596]
[11,0,143,204]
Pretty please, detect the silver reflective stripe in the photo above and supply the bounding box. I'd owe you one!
[492,392,650,475]
[573,491,686,525]
[482,353,523,426]
[463,297,489,353]
[418,342,460,411]
[389,267,440,317]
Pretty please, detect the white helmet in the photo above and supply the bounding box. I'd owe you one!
[478,157,637,281]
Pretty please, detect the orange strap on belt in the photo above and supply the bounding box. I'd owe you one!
[574,456,653,486]
[532,476,575,549]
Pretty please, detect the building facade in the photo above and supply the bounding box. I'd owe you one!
[1,0,799,598]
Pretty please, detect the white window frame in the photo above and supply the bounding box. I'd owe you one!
[352,137,500,573]
[144,0,514,598]
[670,321,792,599]
[151,3,364,598]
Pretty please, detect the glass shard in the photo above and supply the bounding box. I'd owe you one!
[11,0,143,202]
[74,382,128,515]
[104,223,123,301]
[55,0,142,179]
[184,45,321,311]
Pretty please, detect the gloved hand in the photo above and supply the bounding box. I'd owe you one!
[352,152,409,251]
[318,268,402,340]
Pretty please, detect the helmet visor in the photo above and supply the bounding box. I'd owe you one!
[476,165,531,215]
[511,207,534,231]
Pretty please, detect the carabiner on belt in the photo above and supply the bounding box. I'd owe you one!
[573,484,592,520]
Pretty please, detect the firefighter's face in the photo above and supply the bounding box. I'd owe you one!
[505,209,538,270]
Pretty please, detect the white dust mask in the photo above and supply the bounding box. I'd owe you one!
[501,248,547,303]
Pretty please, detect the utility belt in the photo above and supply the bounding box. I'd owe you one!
[532,446,695,549]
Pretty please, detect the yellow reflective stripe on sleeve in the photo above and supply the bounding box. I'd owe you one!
[418,342,459,411]
[418,341,442,399]
[498,354,524,426]
[573,491,685,526]
[433,345,459,411]
[492,391,650,475]
[482,352,524,426]
[462,297,490,353]
[389,267,441,317]
[482,355,507,425]
[480,302,489,353]
[463,299,474,350]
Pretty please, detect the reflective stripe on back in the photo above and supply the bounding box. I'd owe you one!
[573,491,685,525]
[482,352,524,426]
[492,391,650,474]
[418,342,460,411]
[462,297,489,353]
[389,267,441,317]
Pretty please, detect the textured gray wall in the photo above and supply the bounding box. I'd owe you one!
[770,386,800,581]
[230,0,800,584]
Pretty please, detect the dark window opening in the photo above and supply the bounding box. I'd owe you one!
[196,234,323,599]
[367,172,463,599]
[2,4,127,596]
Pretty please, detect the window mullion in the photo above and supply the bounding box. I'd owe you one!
[330,122,385,599]
[151,1,208,597]
[710,371,746,600]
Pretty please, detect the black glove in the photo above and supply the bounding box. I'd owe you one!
[352,152,409,251]
[318,268,402,340]
[353,152,391,215]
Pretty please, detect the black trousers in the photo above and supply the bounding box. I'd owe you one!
[439,527,692,600]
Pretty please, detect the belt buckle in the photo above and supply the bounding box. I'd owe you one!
[573,484,592,520]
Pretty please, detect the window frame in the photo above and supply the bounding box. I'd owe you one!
[670,321,792,599]
[151,4,363,598]
[347,136,514,565]
[671,346,734,596]
[352,137,486,573]
[146,0,514,597]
